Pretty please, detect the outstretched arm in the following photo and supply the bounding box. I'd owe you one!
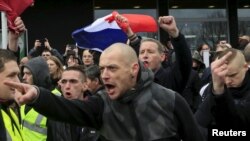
[4,81,103,129]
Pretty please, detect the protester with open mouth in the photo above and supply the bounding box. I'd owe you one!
[6,41,204,141]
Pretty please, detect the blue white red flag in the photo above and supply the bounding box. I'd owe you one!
[72,13,128,52]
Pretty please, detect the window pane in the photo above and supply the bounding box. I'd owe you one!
[170,9,228,51]
[238,9,250,36]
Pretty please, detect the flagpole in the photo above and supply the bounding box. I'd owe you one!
[1,11,8,49]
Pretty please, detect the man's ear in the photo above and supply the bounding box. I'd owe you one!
[131,62,139,78]
[58,80,62,87]
[160,53,166,62]
[243,62,249,71]
[82,82,88,92]
[93,78,100,85]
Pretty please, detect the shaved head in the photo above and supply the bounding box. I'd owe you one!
[99,43,140,100]
[101,43,138,65]
[218,48,246,68]
[218,48,248,87]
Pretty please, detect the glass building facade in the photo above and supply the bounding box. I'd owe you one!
[95,0,250,51]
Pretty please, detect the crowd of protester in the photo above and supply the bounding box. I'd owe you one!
[0,13,250,141]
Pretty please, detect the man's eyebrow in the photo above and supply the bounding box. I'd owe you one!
[7,71,19,77]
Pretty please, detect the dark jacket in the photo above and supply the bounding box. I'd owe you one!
[47,90,101,141]
[47,116,99,141]
[47,90,100,141]
[130,33,192,94]
[200,67,211,87]
[29,63,204,141]
[195,70,250,140]
[28,48,64,63]
[182,70,202,113]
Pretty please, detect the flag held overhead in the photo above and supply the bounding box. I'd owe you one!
[106,11,158,33]
[122,14,157,33]
[0,0,33,31]
[72,13,128,52]
[72,11,157,52]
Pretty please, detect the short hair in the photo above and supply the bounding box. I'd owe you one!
[84,65,103,85]
[64,66,86,82]
[42,48,52,54]
[0,49,17,72]
[215,43,232,51]
[140,38,165,54]
[217,48,246,67]
[243,43,250,63]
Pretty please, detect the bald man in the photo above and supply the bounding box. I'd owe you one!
[195,48,250,140]
[5,43,204,141]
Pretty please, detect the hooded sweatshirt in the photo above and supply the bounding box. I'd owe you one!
[22,56,51,89]
[22,56,51,114]
[97,62,203,141]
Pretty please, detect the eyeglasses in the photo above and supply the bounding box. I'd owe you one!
[60,79,79,84]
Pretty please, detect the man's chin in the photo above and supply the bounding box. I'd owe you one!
[108,94,118,100]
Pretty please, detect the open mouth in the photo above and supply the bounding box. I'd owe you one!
[105,84,115,95]
[64,92,72,98]
[143,61,149,67]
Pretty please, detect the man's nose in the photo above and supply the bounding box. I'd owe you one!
[225,77,232,85]
[101,68,109,81]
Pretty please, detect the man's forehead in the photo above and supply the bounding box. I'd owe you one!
[101,51,119,60]
[1,61,20,74]
[99,55,120,67]
[4,61,18,68]
[140,44,158,51]
[141,41,158,47]
[42,52,51,55]
[23,67,31,72]
[62,70,81,77]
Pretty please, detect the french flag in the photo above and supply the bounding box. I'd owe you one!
[72,13,128,52]
[72,11,157,52]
